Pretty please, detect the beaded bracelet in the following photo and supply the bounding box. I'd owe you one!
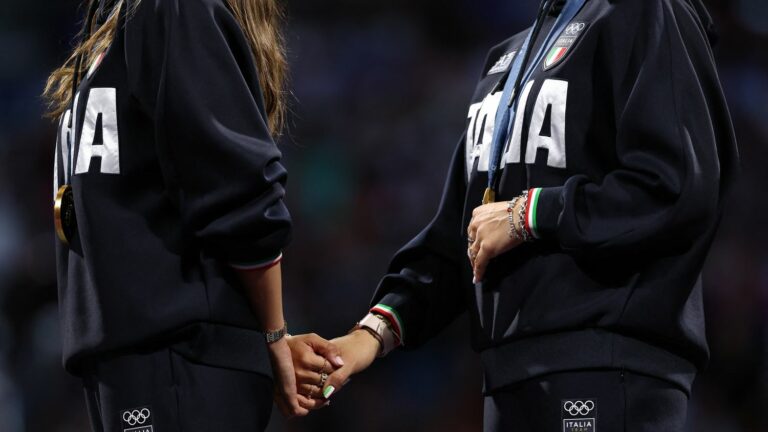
[507,197,522,240]
[517,190,532,242]
[507,191,534,243]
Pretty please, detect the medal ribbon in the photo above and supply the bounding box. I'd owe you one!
[484,0,588,204]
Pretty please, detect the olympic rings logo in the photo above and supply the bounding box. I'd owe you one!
[565,22,586,35]
[563,400,594,416]
[122,408,151,426]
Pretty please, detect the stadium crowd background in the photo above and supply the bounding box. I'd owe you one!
[0,0,766,430]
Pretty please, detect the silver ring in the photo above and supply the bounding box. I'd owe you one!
[320,372,329,386]
[467,237,475,243]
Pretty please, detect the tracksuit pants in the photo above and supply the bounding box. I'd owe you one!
[484,369,688,432]
[81,346,273,432]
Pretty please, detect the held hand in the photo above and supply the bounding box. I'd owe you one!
[267,337,309,418]
[286,334,344,410]
[318,329,381,400]
[467,200,525,282]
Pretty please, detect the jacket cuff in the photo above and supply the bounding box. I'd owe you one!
[525,186,564,240]
[229,252,283,271]
[370,300,406,346]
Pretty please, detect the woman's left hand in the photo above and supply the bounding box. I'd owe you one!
[467,200,525,283]
[285,333,344,410]
[268,337,309,418]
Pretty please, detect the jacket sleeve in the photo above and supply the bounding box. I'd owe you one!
[525,0,738,257]
[125,0,290,268]
[370,140,469,349]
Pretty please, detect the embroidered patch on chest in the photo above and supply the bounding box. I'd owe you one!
[544,21,588,71]
[488,51,517,75]
[562,399,596,432]
[120,406,154,432]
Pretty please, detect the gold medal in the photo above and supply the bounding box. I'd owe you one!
[54,184,77,245]
[482,187,496,205]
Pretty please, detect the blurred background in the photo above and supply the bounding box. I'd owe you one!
[1,0,766,430]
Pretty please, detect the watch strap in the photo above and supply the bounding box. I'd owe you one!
[264,322,288,344]
[357,313,399,357]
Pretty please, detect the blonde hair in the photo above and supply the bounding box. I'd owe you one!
[43,0,287,136]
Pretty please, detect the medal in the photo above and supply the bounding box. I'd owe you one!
[54,184,77,245]
[482,187,496,205]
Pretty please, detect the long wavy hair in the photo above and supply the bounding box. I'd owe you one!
[43,0,287,136]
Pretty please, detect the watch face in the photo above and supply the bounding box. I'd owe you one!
[370,314,391,332]
[374,320,387,334]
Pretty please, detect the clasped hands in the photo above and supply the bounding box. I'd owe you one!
[272,329,380,417]
[273,200,522,417]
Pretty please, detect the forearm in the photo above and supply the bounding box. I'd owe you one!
[236,263,285,331]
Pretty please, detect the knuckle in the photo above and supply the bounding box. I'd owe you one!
[299,352,313,365]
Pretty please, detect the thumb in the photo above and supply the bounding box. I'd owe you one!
[321,366,351,400]
[308,335,344,368]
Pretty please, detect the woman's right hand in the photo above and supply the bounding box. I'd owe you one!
[317,329,381,400]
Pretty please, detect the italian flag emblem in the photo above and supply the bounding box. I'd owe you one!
[545,46,568,69]
[543,21,587,71]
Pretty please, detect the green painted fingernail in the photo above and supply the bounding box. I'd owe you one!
[323,385,335,399]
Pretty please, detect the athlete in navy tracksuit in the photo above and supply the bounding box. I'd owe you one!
[300,0,740,430]
[47,0,329,430]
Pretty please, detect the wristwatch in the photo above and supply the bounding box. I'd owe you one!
[265,322,288,344]
[355,313,399,357]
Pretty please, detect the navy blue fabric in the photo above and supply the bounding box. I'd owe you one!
[54,0,290,373]
[483,370,688,432]
[82,345,273,432]
[487,0,587,191]
[372,0,739,395]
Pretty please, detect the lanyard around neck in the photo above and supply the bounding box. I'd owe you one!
[483,0,588,204]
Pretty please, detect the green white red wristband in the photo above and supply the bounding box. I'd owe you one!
[230,253,283,271]
[370,303,404,346]
[525,188,542,239]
